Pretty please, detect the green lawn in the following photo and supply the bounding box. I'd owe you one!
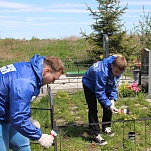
[30,90,151,151]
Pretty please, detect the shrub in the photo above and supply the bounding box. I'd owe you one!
[118,81,141,98]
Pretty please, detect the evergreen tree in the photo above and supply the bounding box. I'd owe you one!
[81,0,128,61]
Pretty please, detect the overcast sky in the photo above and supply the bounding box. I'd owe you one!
[0,0,151,40]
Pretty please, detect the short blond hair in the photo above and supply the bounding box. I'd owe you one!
[44,56,65,74]
[112,55,127,71]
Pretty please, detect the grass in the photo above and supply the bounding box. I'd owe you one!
[30,90,151,151]
[0,38,90,67]
[0,38,135,76]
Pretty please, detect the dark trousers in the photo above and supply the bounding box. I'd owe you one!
[83,85,112,135]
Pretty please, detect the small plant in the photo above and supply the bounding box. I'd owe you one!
[118,81,141,98]
[130,60,141,70]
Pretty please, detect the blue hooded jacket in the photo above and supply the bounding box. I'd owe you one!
[82,56,121,108]
[0,54,45,140]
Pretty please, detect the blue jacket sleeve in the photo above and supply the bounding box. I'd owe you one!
[9,78,42,141]
[108,76,120,101]
[95,71,112,108]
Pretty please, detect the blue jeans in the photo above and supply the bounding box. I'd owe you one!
[0,121,31,151]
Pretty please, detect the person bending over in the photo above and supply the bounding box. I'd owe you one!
[0,54,64,151]
[82,54,127,146]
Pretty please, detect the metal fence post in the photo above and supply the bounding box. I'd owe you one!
[48,85,57,151]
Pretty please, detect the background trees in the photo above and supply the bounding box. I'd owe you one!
[81,0,128,61]
[133,7,151,51]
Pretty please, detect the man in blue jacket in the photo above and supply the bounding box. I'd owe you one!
[82,54,127,146]
[0,54,64,151]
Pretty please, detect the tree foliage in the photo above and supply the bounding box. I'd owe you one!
[81,0,128,61]
[132,6,151,50]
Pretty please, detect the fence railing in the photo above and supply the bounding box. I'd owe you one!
[57,118,151,151]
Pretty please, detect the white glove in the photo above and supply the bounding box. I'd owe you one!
[38,134,54,148]
[110,105,119,113]
[110,100,118,113]
[29,117,40,128]
[110,99,114,106]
